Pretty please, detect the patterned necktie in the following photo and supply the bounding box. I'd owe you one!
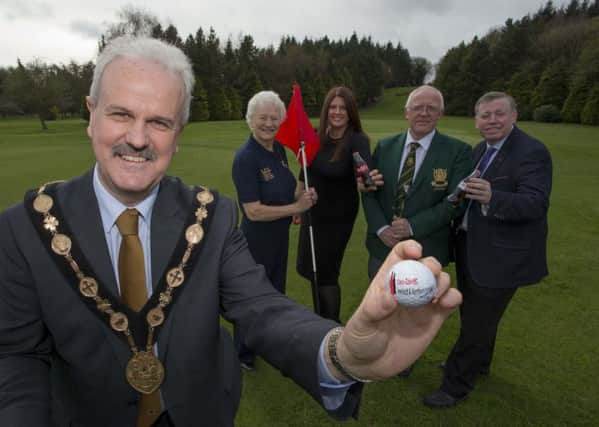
[393,142,419,217]
[115,209,161,427]
[477,146,497,176]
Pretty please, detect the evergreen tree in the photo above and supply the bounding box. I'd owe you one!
[208,85,231,121]
[531,59,571,109]
[580,82,599,124]
[190,78,210,122]
[226,86,242,120]
[562,39,599,122]
[507,65,541,120]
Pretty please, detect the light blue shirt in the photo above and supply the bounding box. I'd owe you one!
[93,165,159,296]
[92,166,351,410]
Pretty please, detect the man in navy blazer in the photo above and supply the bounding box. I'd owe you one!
[424,92,552,407]
[0,36,463,426]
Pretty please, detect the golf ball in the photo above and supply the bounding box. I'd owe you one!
[386,260,437,307]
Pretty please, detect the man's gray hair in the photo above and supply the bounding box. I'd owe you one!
[475,92,517,115]
[405,85,445,112]
[245,91,287,129]
[89,36,195,125]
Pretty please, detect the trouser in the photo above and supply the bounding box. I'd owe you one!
[367,255,384,281]
[314,283,341,323]
[441,231,517,397]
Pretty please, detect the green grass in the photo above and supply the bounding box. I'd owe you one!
[1,88,598,426]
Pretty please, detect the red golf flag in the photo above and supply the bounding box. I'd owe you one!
[276,83,320,166]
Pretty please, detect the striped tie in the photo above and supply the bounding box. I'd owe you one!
[393,142,419,217]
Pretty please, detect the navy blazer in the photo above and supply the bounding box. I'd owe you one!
[0,172,362,426]
[464,126,552,288]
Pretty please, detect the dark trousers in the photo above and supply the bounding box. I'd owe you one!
[367,255,384,281]
[235,224,289,366]
[441,231,516,397]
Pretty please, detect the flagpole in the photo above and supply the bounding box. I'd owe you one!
[300,141,320,314]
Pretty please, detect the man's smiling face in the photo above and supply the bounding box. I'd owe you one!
[86,57,183,206]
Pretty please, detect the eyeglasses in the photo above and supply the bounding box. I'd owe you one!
[408,104,441,114]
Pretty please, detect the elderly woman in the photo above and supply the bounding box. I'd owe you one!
[231,90,316,370]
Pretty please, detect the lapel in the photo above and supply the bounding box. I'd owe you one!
[62,171,119,297]
[150,177,189,360]
[480,126,518,178]
[59,171,130,367]
[390,133,407,185]
[387,133,406,203]
[408,131,441,197]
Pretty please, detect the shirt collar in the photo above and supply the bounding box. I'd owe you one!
[407,129,435,151]
[93,164,159,233]
[486,126,513,152]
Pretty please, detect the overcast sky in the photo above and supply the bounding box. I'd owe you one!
[0,0,569,68]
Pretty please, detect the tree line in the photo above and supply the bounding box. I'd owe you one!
[0,7,431,129]
[434,0,599,125]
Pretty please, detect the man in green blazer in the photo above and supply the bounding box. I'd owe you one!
[363,86,472,279]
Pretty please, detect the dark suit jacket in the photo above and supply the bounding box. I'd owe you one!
[0,172,362,426]
[462,126,552,288]
[362,131,472,265]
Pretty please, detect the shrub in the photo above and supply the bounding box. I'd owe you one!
[533,104,561,122]
[580,83,599,126]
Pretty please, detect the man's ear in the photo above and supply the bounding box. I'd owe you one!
[86,96,94,139]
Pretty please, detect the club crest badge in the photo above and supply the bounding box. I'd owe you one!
[431,168,448,190]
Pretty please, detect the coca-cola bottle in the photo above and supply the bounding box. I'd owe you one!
[447,169,481,204]
[352,152,374,186]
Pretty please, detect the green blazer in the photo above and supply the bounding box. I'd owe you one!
[362,130,472,265]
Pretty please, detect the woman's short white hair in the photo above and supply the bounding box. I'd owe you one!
[245,91,287,129]
[89,36,195,125]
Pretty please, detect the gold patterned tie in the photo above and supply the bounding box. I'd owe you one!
[115,209,162,427]
[393,142,419,217]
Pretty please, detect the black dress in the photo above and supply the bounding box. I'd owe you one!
[297,131,372,315]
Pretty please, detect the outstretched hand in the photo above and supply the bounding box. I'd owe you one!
[329,240,462,381]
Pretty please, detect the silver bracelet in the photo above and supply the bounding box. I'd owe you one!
[327,327,373,383]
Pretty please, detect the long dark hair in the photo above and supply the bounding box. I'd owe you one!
[318,86,365,161]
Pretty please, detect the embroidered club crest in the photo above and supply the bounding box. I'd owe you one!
[431,168,448,190]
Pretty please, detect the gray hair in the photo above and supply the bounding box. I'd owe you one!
[474,91,517,115]
[245,91,287,129]
[405,85,445,112]
[89,36,195,125]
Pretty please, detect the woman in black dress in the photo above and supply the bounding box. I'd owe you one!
[296,86,376,322]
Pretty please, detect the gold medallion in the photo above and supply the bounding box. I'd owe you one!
[79,277,99,297]
[51,234,72,255]
[126,351,165,394]
[197,190,214,205]
[110,312,129,331]
[147,307,165,327]
[33,194,54,213]
[166,267,185,288]
[185,223,204,244]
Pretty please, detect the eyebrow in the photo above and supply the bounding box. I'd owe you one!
[104,104,176,127]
